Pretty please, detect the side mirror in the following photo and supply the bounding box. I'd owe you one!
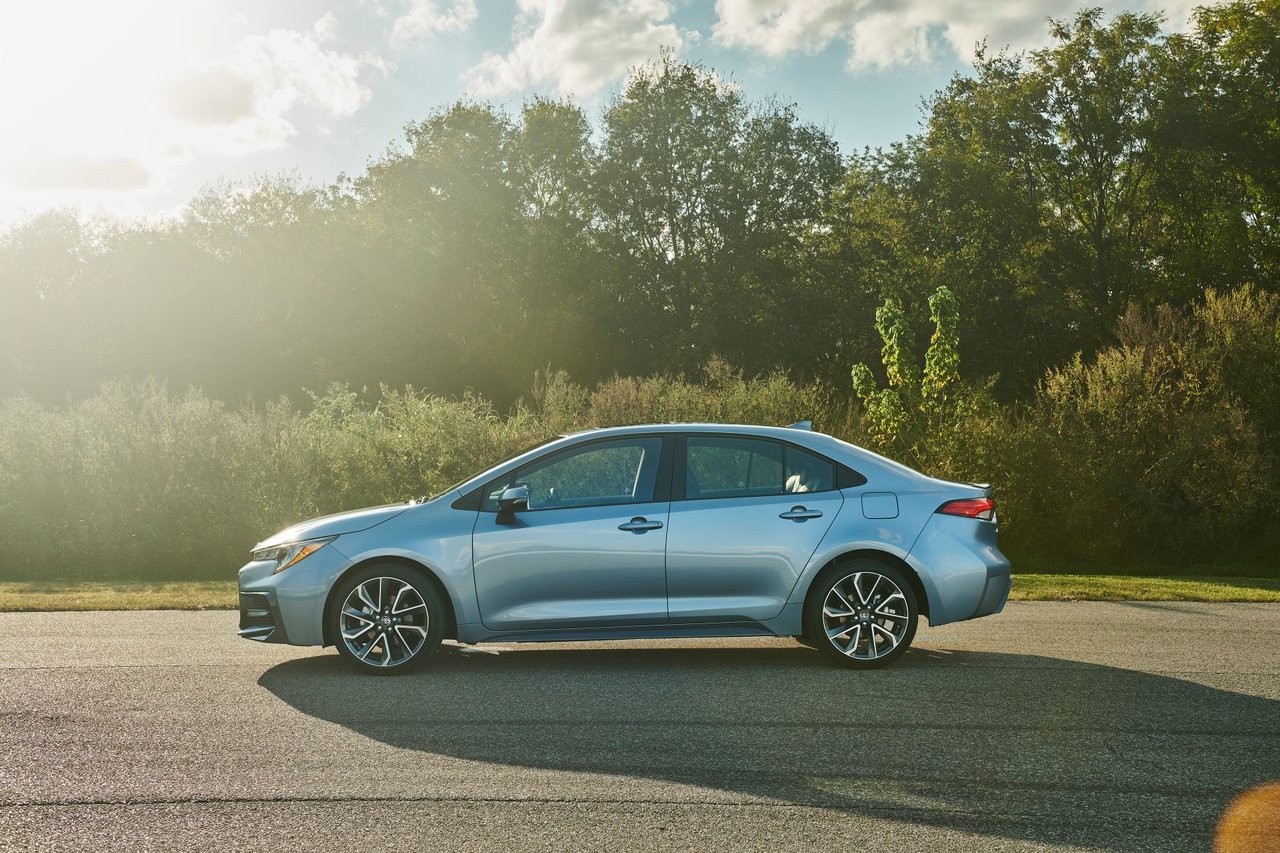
[496,484,530,524]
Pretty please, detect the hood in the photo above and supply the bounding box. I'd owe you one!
[253,503,410,550]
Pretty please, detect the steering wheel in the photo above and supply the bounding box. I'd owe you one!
[544,487,562,507]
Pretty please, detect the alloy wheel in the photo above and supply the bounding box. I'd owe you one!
[821,570,911,661]
[339,576,430,668]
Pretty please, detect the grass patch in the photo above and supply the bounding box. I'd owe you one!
[1,574,1278,612]
[0,581,237,612]
[1010,574,1280,602]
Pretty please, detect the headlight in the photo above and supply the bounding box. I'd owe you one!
[251,536,335,574]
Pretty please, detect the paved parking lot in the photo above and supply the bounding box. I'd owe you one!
[1,602,1277,851]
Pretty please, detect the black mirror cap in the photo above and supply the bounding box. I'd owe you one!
[497,484,530,513]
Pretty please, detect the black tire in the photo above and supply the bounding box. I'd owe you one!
[804,559,918,668]
[330,563,446,674]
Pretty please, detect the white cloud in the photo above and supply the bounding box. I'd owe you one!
[172,13,389,151]
[712,0,1227,71]
[389,0,478,48]
[9,154,153,191]
[712,0,860,58]
[463,0,682,97]
[168,68,259,125]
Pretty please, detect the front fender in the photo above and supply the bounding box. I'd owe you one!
[324,507,480,631]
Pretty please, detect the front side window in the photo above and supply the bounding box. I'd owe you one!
[685,436,837,499]
[484,437,664,511]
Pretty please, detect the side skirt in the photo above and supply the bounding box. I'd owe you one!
[455,621,795,645]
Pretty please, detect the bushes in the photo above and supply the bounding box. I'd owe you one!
[0,295,1275,581]
[0,382,283,580]
[1005,346,1268,565]
[581,357,822,429]
[0,365,826,581]
[845,285,1277,568]
[1001,288,1277,567]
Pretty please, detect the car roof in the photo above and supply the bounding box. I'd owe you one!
[563,422,817,440]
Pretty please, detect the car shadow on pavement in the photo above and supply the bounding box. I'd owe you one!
[258,643,1280,851]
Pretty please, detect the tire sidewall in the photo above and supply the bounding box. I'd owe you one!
[331,563,446,673]
[805,559,919,668]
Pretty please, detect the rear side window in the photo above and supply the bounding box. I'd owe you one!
[684,436,839,500]
[686,437,783,499]
[785,446,835,493]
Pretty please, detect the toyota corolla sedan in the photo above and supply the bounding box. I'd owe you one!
[237,422,1011,673]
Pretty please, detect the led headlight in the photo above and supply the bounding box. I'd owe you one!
[251,536,335,574]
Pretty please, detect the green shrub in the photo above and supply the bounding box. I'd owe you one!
[1,304,1276,582]
[584,357,821,428]
[849,287,1008,485]
[0,364,824,581]
[1003,298,1273,566]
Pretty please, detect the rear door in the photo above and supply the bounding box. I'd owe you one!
[665,434,842,623]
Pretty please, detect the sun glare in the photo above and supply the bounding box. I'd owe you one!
[0,1,241,218]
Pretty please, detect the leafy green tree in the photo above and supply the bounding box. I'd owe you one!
[0,211,94,397]
[510,98,606,380]
[819,8,1277,398]
[1165,0,1280,291]
[850,287,976,468]
[595,52,841,374]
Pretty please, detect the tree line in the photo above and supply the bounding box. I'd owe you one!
[3,4,1276,408]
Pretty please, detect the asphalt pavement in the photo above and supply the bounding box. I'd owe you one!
[1,601,1278,852]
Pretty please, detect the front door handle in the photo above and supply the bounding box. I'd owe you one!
[779,506,823,521]
[618,517,664,532]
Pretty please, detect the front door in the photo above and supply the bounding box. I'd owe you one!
[472,435,671,631]
[665,434,843,623]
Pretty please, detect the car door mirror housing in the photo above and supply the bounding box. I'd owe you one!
[496,484,530,524]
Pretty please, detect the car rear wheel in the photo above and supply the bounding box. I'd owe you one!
[805,559,918,668]
[331,564,445,674]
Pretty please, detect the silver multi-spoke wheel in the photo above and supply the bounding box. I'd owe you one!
[339,576,430,668]
[821,570,911,661]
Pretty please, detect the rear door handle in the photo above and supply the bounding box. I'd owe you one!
[619,517,664,532]
[779,506,823,521]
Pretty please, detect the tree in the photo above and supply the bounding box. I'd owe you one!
[851,286,979,470]
[0,211,94,397]
[595,52,841,374]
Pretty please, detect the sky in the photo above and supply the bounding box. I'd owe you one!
[0,0,1208,229]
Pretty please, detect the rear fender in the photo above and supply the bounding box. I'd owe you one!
[905,513,1010,625]
[785,488,943,621]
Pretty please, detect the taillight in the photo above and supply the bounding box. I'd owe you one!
[937,497,996,521]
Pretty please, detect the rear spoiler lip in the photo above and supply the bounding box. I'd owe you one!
[938,479,993,496]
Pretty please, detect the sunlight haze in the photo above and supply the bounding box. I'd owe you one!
[1,0,1216,227]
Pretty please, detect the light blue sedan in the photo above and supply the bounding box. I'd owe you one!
[237,423,1011,672]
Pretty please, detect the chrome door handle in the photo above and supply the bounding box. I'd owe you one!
[779,506,823,520]
[618,517,664,532]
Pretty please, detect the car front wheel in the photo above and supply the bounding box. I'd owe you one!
[805,560,918,668]
[331,564,445,673]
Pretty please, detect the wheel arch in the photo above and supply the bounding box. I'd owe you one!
[321,555,459,647]
[804,549,931,622]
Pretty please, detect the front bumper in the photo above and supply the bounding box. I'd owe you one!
[237,541,353,646]
[238,591,290,643]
